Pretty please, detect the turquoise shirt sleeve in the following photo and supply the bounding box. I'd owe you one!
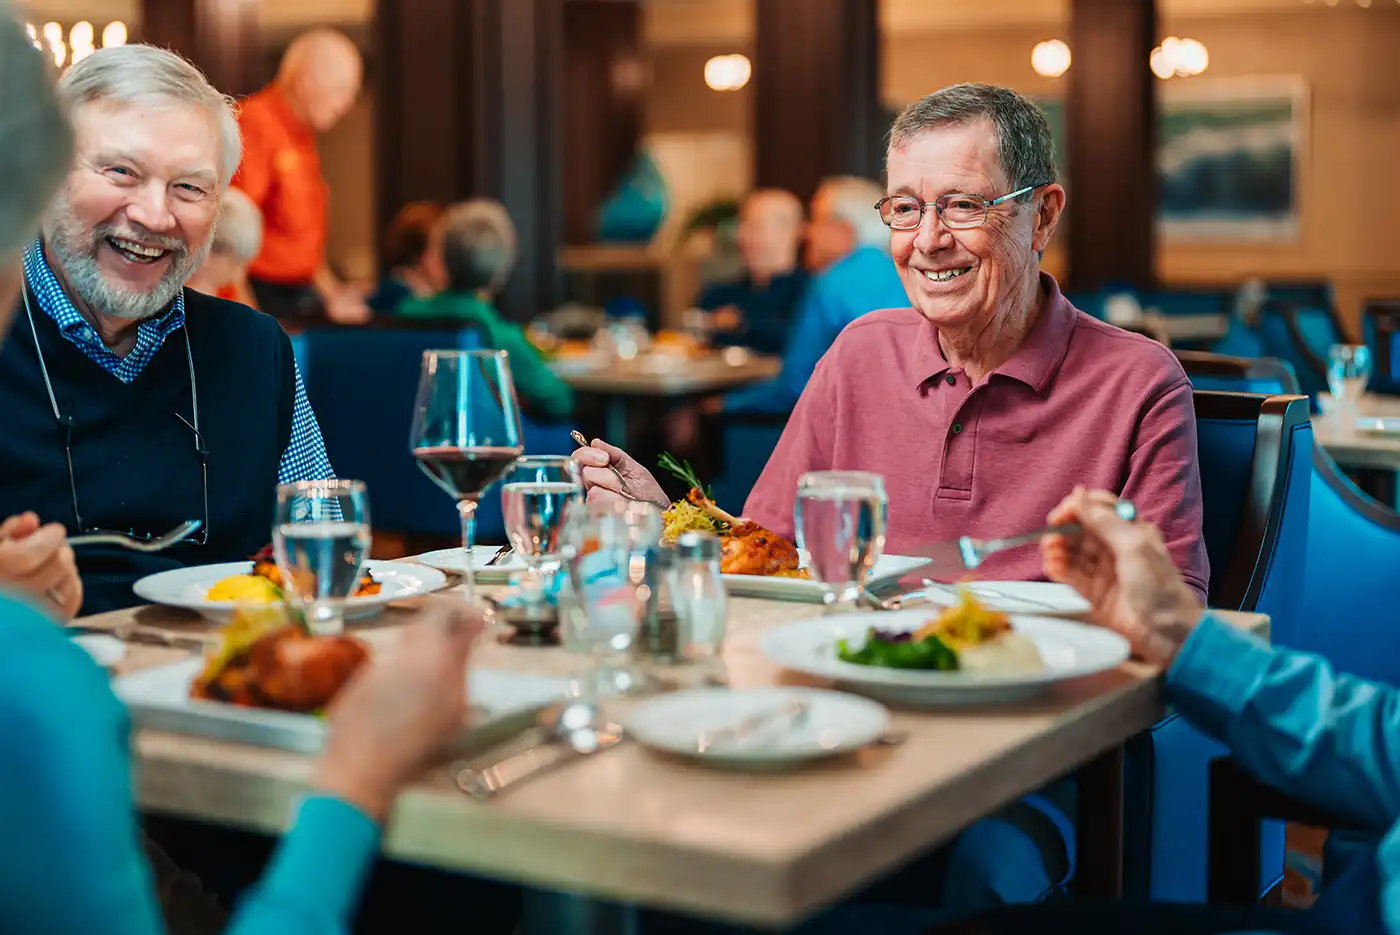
[0,594,381,935]
[1168,613,1400,833]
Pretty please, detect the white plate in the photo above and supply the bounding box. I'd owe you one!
[723,553,929,602]
[131,560,449,622]
[918,581,1091,618]
[114,657,572,754]
[761,610,1131,706]
[413,546,526,583]
[71,633,126,668]
[1356,417,1400,435]
[623,687,888,769]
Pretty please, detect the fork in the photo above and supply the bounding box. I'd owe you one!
[68,520,203,552]
[903,501,1136,579]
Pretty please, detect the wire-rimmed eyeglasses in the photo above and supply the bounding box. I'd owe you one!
[874,183,1048,232]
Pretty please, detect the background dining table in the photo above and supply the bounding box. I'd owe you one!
[79,588,1268,935]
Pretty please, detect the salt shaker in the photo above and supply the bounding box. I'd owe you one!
[637,545,682,663]
[669,531,727,659]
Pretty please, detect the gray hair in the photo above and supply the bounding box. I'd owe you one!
[815,176,891,252]
[439,200,517,295]
[57,45,242,187]
[888,83,1057,201]
[212,188,262,262]
[0,3,72,257]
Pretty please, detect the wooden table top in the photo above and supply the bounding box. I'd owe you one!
[1312,393,1400,470]
[549,352,780,396]
[1142,312,1229,344]
[81,595,1268,927]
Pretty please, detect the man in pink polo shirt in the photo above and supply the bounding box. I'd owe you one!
[577,87,1207,600]
[575,83,1209,929]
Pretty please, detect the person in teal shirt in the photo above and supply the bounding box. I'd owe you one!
[405,199,575,422]
[0,10,491,933]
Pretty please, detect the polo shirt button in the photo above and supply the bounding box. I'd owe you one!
[945,374,956,386]
[952,422,963,434]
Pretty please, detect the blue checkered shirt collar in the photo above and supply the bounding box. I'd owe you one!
[21,239,186,385]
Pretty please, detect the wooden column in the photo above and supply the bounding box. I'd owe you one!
[1066,0,1158,291]
[374,0,563,320]
[752,0,882,202]
[139,0,261,97]
[561,1,643,246]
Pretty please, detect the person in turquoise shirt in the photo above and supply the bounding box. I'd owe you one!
[0,10,492,933]
[721,177,909,415]
[944,488,1396,935]
[405,199,575,422]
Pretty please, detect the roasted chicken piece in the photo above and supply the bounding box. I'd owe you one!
[684,488,802,576]
[192,625,369,713]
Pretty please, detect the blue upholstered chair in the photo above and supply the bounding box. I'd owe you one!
[1175,351,1300,396]
[1124,392,1312,903]
[1210,316,1266,359]
[296,326,574,544]
[1257,301,1345,402]
[1362,301,1400,397]
[709,411,791,512]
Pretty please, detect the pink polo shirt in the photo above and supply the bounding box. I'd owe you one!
[744,273,1210,599]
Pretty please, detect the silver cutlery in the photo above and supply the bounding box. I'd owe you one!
[696,700,811,753]
[68,519,204,552]
[67,624,213,652]
[484,545,512,567]
[451,701,623,800]
[569,430,637,500]
[904,500,1136,579]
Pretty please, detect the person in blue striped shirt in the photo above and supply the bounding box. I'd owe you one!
[0,41,338,614]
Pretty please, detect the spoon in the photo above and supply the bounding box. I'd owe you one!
[68,520,204,552]
[569,430,637,500]
[452,701,623,800]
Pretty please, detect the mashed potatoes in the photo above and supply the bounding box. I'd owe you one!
[206,574,282,604]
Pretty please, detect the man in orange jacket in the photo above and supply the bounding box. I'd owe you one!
[233,29,369,323]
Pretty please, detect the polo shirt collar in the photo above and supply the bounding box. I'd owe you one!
[914,271,1076,396]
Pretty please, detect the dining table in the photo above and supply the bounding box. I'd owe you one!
[78,588,1269,935]
[1312,392,1400,472]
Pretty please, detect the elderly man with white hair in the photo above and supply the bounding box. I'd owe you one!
[0,43,336,615]
[717,175,908,414]
[188,187,262,307]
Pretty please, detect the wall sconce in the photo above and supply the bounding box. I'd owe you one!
[25,19,128,68]
[1031,39,1072,78]
[704,54,752,92]
[1150,37,1209,79]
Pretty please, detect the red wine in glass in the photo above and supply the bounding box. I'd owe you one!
[414,445,525,501]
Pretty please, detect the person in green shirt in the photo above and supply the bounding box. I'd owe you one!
[403,199,575,422]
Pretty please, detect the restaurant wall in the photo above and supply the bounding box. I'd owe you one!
[317,89,377,285]
[646,9,1400,334]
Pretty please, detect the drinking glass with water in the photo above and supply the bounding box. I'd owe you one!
[274,479,371,635]
[1328,344,1372,413]
[795,471,888,613]
[501,456,583,602]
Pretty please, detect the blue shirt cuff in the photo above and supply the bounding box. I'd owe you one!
[1166,613,1276,739]
[255,794,381,921]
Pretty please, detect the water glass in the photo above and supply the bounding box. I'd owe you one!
[560,499,663,696]
[501,455,583,601]
[1327,344,1372,412]
[794,471,888,613]
[273,479,371,635]
[669,531,727,658]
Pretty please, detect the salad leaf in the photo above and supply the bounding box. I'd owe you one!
[837,628,959,670]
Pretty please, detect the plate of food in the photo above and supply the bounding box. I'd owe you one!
[760,590,1131,705]
[1356,417,1400,435]
[113,606,572,753]
[132,549,448,621]
[658,455,926,602]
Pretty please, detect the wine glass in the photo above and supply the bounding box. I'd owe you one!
[501,455,583,603]
[273,479,371,635]
[794,470,888,613]
[1327,344,1372,414]
[559,499,663,697]
[410,350,524,602]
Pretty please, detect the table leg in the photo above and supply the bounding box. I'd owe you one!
[1076,744,1125,899]
[520,888,642,935]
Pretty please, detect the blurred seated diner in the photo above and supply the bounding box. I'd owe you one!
[368,200,442,315]
[187,187,262,309]
[693,188,808,356]
[719,175,907,415]
[404,199,575,422]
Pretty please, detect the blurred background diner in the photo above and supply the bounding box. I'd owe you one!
[12,0,1400,929]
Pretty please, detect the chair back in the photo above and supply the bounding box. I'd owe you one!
[1175,351,1300,396]
[1362,300,1400,396]
[710,412,791,513]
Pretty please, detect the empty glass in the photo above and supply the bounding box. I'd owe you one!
[794,471,888,613]
[560,499,663,696]
[1327,344,1372,413]
[501,455,583,602]
[273,480,371,635]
